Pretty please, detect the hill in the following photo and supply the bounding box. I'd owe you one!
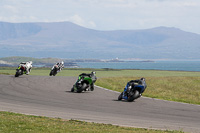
[0,21,200,60]
[0,56,77,67]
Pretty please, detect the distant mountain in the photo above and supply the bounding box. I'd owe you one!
[0,21,200,60]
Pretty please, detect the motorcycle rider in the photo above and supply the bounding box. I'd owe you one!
[90,71,97,91]
[18,61,32,75]
[79,71,97,91]
[55,61,64,72]
[122,78,147,99]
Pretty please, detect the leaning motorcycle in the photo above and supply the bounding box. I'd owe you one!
[49,65,59,76]
[15,65,26,77]
[71,73,96,93]
[118,83,146,102]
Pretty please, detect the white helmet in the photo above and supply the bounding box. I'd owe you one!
[29,61,32,64]
[61,61,64,65]
[91,71,96,75]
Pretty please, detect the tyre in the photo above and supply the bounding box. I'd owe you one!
[127,91,134,102]
[53,70,57,76]
[49,71,53,76]
[15,73,19,77]
[128,90,139,102]
[77,83,87,93]
[15,70,21,77]
[71,87,74,92]
[133,90,140,99]
[118,92,123,100]
[82,83,87,91]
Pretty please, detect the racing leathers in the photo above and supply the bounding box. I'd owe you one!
[90,72,97,91]
[56,61,64,72]
[18,61,32,75]
[123,78,147,99]
[79,71,97,91]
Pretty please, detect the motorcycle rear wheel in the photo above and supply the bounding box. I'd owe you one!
[77,83,87,93]
[128,90,139,102]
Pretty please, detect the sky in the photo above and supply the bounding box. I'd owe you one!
[0,0,200,34]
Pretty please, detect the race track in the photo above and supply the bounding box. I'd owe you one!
[0,75,200,133]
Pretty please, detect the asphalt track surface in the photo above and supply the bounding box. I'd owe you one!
[0,75,200,133]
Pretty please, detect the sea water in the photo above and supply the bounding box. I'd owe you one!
[76,61,200,72]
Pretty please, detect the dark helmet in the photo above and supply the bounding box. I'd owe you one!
[141,78,145,81]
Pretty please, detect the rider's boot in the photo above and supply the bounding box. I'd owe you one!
[26,70,30,75]
[90,86,94,91]
[90,84,94,91]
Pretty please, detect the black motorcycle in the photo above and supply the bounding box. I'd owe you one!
[49,65,59,76]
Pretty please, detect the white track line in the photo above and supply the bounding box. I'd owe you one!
[95,85,120,93]
[95,85,200,107]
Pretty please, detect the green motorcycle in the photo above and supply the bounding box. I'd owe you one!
[71,72,97,93]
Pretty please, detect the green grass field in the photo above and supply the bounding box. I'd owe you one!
[96,76,200,105]
[1,67,200,77]
[0,111,184,133]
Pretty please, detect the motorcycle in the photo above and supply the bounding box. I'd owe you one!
[15,65,26,77]
[71,73,97,93]
[49,65,59,76]
[118,82,146,102]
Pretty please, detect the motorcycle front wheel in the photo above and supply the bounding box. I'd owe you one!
[53,70,57,76]
[15,72,19,77]
[49,71,53,76]
[71,87,74,92]
[118,92,123,100]
[15,70,22,77]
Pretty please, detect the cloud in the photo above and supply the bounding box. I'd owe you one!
[69,15,84,26]
[173,2,198,7]
[88,21,96,28]
[69,14,96,29]
[0,0,200,34]
[3,5,19,13]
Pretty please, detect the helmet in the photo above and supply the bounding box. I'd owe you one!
[91,71,96,75]
[61,61,64,65]
[141,78,145,81]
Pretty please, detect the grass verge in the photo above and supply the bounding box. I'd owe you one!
[96,76,200,105]
[1,67,200,77]
[0,111,184,133]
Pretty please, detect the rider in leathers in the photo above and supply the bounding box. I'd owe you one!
[79,71,97,91]
[18,61,32,75]
[55,61,64,72]
[90,71,97,91]
[123,78,147,99]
